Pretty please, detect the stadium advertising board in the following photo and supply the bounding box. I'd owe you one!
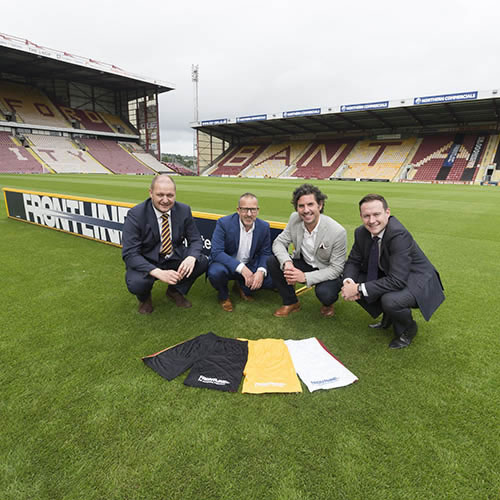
[236,114,267,123]
[201,119,229,126]
[340,101,389,112]
[413,91,478,105]
[3,188,285,254]
[283,108,321,118]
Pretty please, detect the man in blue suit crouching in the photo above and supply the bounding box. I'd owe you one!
[208,193,273,312]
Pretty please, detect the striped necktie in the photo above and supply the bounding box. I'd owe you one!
[160,214,172,256]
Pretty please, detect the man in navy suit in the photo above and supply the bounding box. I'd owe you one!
[342,194,444,348]
[122,174,208,314]
[207,192,273,311]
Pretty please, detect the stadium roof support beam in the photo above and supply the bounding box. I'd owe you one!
[334,113,364,130]
[443,103,461,125]
[366,110,393,129]
[402,106,424,127]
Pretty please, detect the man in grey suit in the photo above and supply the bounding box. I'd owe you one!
[267,184,346,317]
[341,194,444,348]
[122,174,208,314]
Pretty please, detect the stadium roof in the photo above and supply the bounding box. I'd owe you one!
[0,32,175,94]
[192,89,500,142]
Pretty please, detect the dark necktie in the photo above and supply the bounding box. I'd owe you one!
[366,236,380,282]
[160,214,172,255]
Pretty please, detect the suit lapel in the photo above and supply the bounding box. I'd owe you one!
[232,214,241,256]
[147,200,160,242]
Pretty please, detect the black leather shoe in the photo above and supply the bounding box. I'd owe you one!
[389,321,418,349]
[369,314,392,329]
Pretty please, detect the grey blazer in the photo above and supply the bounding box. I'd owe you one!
[272,212,346,287]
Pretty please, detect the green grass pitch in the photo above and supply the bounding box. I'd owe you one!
[0,174,499,500]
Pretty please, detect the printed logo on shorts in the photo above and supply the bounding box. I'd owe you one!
[198,375,230,386]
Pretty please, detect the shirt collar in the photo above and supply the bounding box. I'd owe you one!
[153,205,170,219]
[239,219,255,233]
[302,219,320,236]
[374,228,386,240]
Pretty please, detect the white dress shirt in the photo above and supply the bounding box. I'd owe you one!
[301,220,320,269]
[235,220,266,276]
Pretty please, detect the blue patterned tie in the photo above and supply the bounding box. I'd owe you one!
[366,236,380,282]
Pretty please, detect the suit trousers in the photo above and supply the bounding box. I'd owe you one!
[126,256,208,302]
[267,255,342,306]
[355,272,418,336]
[207,262,274,300]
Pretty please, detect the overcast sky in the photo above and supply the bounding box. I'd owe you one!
[2,0,500,155]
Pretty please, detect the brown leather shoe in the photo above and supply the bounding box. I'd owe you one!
[220,298,233,312]
[138,296,153,314]
[233,282,254,302]
[320,304,335,317]
[273,302,301,317]
[166,287,192,308]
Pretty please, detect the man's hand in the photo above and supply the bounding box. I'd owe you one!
[283,261,305,285]
[178,256,196,279]
[341,280,360,301]
[250,270,264,290]
[241,265,254,288]
[150,268,181,285]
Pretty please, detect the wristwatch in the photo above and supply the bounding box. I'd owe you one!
[358,284,363,294]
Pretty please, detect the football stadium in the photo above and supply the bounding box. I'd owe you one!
[1,32,499,500]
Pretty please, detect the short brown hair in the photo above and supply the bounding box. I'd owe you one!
[359,194,388,211]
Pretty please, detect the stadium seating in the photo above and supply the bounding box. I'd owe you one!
[0,81,69,128]
[98,111,136,135]
[120,142,173,173]
[57,105,114,133]
[0,131,44,173]
[339,138,417,180]
[164,162,196,176]
[293,139,357,179]
[80,138,153,174]
[244,142,311,178]
[210,144,270,176]
[410,135,454,181]
[26,134,109,174]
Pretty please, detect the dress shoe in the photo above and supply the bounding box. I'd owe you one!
[369,314,392,329]
[138,296,153,314]
[389,321,418,349]
[220,298,233,312]
[166,287,192,308]
[320,304,335,317]
[273,302,301,317]
[233,282,254,302]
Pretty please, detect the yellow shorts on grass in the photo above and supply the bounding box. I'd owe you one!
[242,338,302,394]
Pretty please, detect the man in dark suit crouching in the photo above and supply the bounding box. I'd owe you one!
[341,194,444,348]
[122,174,208,314]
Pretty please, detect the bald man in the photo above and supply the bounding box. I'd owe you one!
[122,174,208,314]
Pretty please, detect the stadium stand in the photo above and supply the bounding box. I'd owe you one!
[210,144,270,176]
[80,138,153,174]
[293,139,357,179]
[0,81,69,128]
[409,134,454,181]
[26,134,110,174]
[57,105,115,133]
[164,162,196,176]
[0,131,44,173]
[244,141,311,177]
[340,138,417,180]
[99,111,136,135]
[120,142,173,173]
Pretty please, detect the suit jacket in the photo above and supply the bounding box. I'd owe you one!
[209,213,271,272]
[272,212,346,287]
[122,198,203,274]
[343,216,444,321]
